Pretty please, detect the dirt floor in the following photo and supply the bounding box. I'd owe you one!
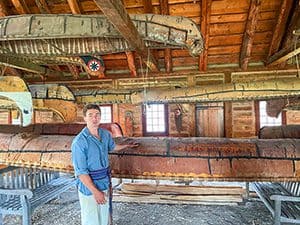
[2,184,275,225]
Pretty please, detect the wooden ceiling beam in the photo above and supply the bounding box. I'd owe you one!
[267,47,300,66]
[159,0,168,14]
[164,48,172,73]
[143,0,162,75]
[125,52,137,77]
[143,0,153,13]
[35,0,51,14]
[67,64,80,79]
[126,0,151,77]
[267,0,293,57]
[159,0,172,73]
[67,0,81,14]
[266,1,300,66]
[240,0,261,71]
[0,0,9,17]
[11,0,30,14]
[199,0,211,72]
[282,1,300,50]
[93,0,159,72]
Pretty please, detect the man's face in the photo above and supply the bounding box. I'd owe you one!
[84,109,101,128]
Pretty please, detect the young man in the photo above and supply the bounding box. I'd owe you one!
[72,104,115,225]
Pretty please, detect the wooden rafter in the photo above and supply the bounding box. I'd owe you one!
[11,0,30,14]
[67,0,81,14]
[282,1,300,50]
[267,47,300,66]
[164,48,172,73]
[240,0,261,71]
[268,0,293,57]
[159,0,172,73]
[93,0,159,72]
[123,0,153,77]
[267,1,300,66]
[125,52,137,77]
[199,0,211,72]
[35,0,51,14]
[143,0,161,75]
[143,0,153,13]
[67,64,80,79]
[159,0,168,14]
[0,0,8,17]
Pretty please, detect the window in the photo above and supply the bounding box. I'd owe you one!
[259,101,282,128]
[142,103,168,136]
[99,105,112,123]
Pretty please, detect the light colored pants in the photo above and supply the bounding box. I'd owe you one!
[78,190,109,225]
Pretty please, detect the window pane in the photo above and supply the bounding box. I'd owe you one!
[259,101,281,128]
[100,105,112,123]
[145,103,166,133]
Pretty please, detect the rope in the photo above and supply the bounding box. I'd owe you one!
[138,48,151,112]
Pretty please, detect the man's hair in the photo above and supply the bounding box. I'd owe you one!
[83,104,101,116]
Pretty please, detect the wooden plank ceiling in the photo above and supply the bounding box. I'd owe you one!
[0,0,299,88]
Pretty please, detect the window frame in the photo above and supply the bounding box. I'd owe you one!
[99,104,113,124]
[142,103,169,136]
[255,100,285,135]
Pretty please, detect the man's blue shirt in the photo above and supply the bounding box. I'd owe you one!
[71,127,115,195]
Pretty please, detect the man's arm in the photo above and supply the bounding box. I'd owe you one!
[79,174,106,204]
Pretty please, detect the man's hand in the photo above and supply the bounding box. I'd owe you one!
[93,189,106,204]
[78,174,107,204]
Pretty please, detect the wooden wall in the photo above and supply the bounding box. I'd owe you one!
[113,101,300,138]
[114,103,196,137]
[286,110,300,125]
[116,104,143,137]
[110,101,300,138]
[196,102,224,137]
[169,104,196,137]
[225,101,257,138]
[1,100,300,138]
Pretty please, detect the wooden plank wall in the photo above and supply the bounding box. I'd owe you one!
[114,102,300,138]
[230,101,256,138]
[116,103,196,137]
[1,102,300,138]
[196,102,224,137]
[286,111,300,125]
[0,110,9,124]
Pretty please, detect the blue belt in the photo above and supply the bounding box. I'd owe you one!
[89,167,113,219]
[89,167,110,180]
